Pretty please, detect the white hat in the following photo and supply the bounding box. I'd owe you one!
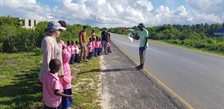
[47,21,66,31]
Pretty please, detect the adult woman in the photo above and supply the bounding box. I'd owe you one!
[39,21,66,79]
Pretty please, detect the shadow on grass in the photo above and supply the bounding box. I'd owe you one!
[0,68,42,109]
[78,68,135,74]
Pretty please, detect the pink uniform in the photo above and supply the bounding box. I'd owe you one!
[95,41,100,48]
[40,71,63,108]
[71,45,75,55]
[74,45,80,54]
[61,49,72,89]
[92,41,95,50]
[108,42,111,47]
[87,41,93,52]
[67,45,72,55]
[99,41,102,48]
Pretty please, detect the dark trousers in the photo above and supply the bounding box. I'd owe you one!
[70,54,75,64]
[98,48,102,55]
[74,54,80,63]
[95,48,99,56]
[88,52,93,58]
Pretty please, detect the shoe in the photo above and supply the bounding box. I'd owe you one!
[84,59,88,62]
[136,67,143,70]
[135,65,141,68]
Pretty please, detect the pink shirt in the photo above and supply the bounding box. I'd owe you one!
[70,45,75,55]
[99,41,102,48]
[95,41,100,48]
[61,49,72,89]
[92,41,96,49]
[74,45,80,54]
[40,71,63,107]
[108,42,111,47]
[67,45,72,55]
[87,42,93,52]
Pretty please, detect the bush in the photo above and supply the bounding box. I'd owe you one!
[33,47,42,56]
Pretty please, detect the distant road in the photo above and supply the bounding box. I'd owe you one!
[111,33,224,109]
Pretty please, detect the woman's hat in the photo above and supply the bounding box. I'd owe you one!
[47,21,66,31]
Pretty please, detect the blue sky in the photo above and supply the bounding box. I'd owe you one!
[0,0,223,27]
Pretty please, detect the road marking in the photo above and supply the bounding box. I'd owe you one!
[182,58,207,68]
[114,43,194,109]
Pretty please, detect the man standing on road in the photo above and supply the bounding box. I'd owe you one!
[134,23,149,70]
[101,27,109,55]
[79,25,88,62]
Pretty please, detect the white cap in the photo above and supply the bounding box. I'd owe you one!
[47,21,66,31]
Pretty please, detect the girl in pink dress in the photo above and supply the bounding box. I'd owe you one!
[74,41,80,63]
[70,41,75,64]
[87,38,93,59]
[59,45,73,108]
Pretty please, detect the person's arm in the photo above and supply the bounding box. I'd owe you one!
[108,33,111,42]
[79,32,83,46]
[54,90,73,98]
[143,30,149,48]
[133,32,140,40]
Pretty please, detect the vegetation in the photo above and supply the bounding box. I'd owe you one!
[109,23,224,55]
[0,16,102,108]
[0,16,101,53]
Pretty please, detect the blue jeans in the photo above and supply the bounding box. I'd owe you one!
[139,47,147,65]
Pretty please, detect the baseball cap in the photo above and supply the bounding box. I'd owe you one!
[138,23,145,28]
[47,21,66,31]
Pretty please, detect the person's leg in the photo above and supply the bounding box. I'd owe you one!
[80,46,84,61]
[83,45,88,62]
[137,47,146,70]
[103,41,108,54]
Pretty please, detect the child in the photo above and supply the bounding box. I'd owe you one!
[59,45,73,109]
[87,38,93,59]
[74,41,80,63]
[92,37,96,57]
[98,38,102,55]
[58,40,64,49]
[67,41,72,55]
[108,42,112,53]
[70,41,75,64]
[95,36,100,56]
[40,59,73,109]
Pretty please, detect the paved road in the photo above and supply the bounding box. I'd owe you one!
[110,33,224,109]
[100,43,178,109]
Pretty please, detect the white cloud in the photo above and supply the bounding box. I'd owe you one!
[0,0,223,27]
[186,0,224,14]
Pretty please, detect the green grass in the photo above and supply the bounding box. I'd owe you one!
[0,52,101,109]
[0,52,43,109]
[150,40,224,57]
[70,57,101,109]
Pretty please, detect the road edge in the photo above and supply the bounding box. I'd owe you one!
[111,41,194,109]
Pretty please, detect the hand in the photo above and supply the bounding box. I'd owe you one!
[69,95,74,99]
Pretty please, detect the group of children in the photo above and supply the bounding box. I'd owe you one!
[87,36,112,59]
[40,38,112,109]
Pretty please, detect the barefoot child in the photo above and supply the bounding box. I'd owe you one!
[40,59,73,109]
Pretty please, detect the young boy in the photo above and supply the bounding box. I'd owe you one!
[74,41,80,63]
[40,59,73,109]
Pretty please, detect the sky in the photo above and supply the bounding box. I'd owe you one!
[0,0,223,27]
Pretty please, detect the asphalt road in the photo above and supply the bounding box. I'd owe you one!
[110,33,224,109]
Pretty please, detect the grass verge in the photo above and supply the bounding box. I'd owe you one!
[0,52,101,109]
